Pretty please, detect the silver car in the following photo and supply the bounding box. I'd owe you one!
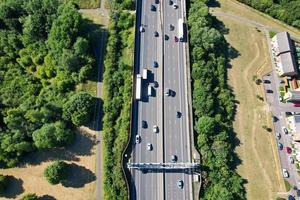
[282,168,289,178]
[147,143,153,151]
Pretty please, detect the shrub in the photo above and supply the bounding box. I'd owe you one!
[44,161,69,185]
[20,193,38,200]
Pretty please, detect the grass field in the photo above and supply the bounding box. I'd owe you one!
[209,0,297,199]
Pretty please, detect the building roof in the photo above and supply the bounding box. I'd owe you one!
[279,52,297,75]
[275,32,293,54]
[289,91,300,101]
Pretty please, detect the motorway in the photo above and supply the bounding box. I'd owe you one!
[130,0,193,199]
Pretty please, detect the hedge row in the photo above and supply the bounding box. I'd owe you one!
[102,8,134,200]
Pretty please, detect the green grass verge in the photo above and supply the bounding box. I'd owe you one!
[284,179,292,191]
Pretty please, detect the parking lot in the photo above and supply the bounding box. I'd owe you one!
[263,71,300,197]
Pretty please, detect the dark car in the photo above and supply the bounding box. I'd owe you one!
[155,0,159,4]
[176,111,181,118]
[169,0,173,5]
[272,116,278,122]
[174,36,178,42]
[142,120,147,128]
[278,142,283,150]
[154,31,159,37]
[286,147,292,154]
[263,80,271,84]
[151,4,156,11]
[153,81,159,88]
[165,34,169,40]
[169,24,174,31]
[153,61,158,68]
[288,195,295,200]
[266,89,273,93]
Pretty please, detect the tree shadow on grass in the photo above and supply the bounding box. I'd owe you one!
[39,195,56,200]
[1,176,24,199]
[62,163,96,188]
[21,131,96,166]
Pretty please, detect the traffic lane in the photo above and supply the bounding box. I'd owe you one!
[163,2,191,200]
[165,16,188,199]
[134,0,162,199]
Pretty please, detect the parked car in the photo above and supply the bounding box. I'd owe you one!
[278,142,283,150]
[289,156,294,164]
[272,116,278,122]
[171,155,177,163]
[153,81,159,88]
[154,31,159,37]
[173,3,178,9]
[293,104,300,107]
[147,143,153,151]
[282,168,289,178]
[177,180,183,189]
[288,195,295,200]
[266,89,273,93]
[155,0,159,4]
[136,135,141,144]
[286,147,292,154]
[169,0,173,5]
[153,61,158,68]
[276,132,281,140]
[263,80,271,84]
[142,120,147,128]
[282,127,288,134]
[153,125,159,133]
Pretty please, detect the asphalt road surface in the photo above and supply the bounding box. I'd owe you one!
[130,0,193,199]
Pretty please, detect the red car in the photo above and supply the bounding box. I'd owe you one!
[174,36,178,42]
[293,104,300,107]
[286,147,292,154]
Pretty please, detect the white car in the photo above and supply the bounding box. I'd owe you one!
[282,168,289,178]
[173,3,178,9]
[135,135,141,144]
[289,156,294,164]
[153,125,159,133]
[147,143,153,151]
[282,127,288,134]
[139,26,145,32]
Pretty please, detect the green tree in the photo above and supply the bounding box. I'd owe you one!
[44,160,68,185]
[32,121,73,149]
[20,193,38,200]
[63,92,95,126]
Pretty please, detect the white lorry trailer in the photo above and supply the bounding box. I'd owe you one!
[136,74,142,100]
[178,18,184,42]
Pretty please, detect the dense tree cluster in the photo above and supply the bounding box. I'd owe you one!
[188,0,246,199]
[44,160,69,185]
[0,0,96,167]
[102,4,134,200]
[237,0,300,28]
